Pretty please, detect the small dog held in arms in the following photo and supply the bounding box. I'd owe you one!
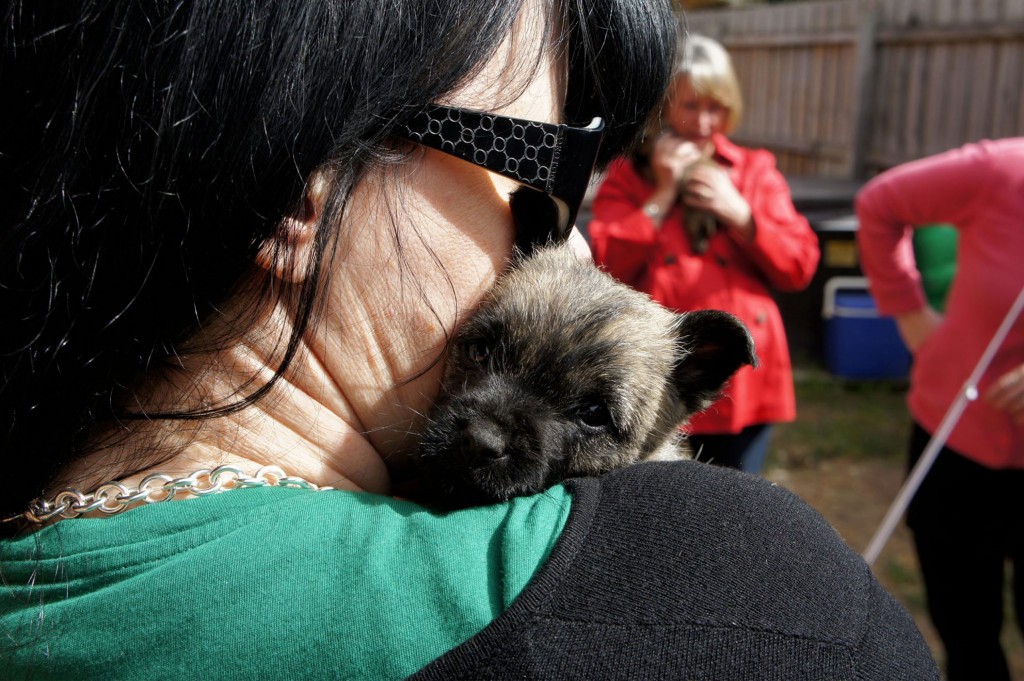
[414,243,757,508]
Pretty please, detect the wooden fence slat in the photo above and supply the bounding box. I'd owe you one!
[793,44,810,169]
[966,42,997,143]
[948,43,971,151]
[851,10,878,177]
[876,46,899,161]
[973,0,1003,23]
[1007,0,1024,21]
[824,44,842,176]
[904,45,926,160]
[992,42,1022,136]
[808,39,826,171]
[936,0,956,26]
[1012,44,1024,135]
[922,43,948,157]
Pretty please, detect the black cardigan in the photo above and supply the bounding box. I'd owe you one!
[410,460,938,679]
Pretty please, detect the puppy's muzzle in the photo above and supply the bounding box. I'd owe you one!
[460,419,512,465]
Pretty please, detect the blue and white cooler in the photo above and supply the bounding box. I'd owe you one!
[822,276,911,380]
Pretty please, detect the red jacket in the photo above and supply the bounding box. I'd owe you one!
[589,134,819,434]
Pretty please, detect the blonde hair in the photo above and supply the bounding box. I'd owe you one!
[675,34,743,134]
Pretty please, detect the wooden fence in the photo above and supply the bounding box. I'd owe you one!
[683,0,1024,178]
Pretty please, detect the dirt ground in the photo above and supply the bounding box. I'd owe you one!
[765,456,1024,677]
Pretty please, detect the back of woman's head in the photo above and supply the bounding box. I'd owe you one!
[0,0,677,516]
[678,33,743,133]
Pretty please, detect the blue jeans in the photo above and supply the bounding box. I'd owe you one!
[688,423,774,474]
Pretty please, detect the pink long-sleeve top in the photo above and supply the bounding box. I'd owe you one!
[855,138,1024,469]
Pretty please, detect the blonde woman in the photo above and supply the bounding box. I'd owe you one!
[590,34,819,473]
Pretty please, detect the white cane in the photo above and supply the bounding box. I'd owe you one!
[863,285,1024,566]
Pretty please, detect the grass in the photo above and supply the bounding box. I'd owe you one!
[772,361,911,467]
[764,361,1023,676]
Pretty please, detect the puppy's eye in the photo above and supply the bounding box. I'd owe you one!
[576,401,612,429]
[463,339,492,365]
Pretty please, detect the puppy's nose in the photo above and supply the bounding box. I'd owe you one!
[461,420,509,461]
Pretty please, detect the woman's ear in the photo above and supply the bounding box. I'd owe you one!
[255,173,328,283]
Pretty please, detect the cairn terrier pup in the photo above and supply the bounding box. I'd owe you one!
[415,244,756,507]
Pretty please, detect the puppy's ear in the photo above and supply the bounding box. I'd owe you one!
[672,310,758,414]
[255,173,327,283]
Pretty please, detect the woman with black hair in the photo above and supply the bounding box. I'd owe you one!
[0,1,934,677]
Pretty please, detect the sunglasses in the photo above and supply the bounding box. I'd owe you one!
[397,104,605,249]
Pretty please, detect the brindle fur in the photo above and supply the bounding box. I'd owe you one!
[415,244,757,507]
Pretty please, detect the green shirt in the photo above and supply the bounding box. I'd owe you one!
[0,485,571,679]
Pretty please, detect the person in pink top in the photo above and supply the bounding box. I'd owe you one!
[856,138,1024,680]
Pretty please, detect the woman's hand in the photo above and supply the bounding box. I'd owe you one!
[986,363,1024,426]
[894,306,942,353]
[681,162,753,237]
[650,134,703,194]
[640,134,703,227]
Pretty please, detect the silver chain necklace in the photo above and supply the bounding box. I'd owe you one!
[4,465,330,525]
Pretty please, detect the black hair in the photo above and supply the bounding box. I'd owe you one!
[0,0,677,518]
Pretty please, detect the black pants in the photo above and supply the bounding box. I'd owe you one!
[689,423,773,473]
[907,421,1024,680]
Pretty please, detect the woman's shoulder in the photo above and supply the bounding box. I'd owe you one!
[0,485,574,679]
[587,457,819,524]
[574,461,935,671]
[414,460,937,678]
[566,460,871,612]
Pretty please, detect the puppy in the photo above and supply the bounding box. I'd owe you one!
[415,244,757,507]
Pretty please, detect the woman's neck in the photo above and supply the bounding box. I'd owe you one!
[53,324,397,500]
